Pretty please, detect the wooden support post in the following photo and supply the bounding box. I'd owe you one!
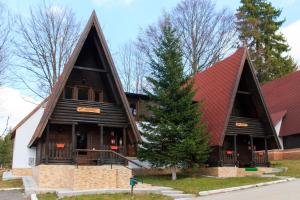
[72,123,76,163]
[250,135,254,167]
[123,128,127,155]
[45,124,50,164]
[100,125,103,149]
[234,135,237,166]
[219,146,223,167]
[264,137,269,166]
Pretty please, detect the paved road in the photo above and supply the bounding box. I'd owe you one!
[0,190,26,200]
[196,179,300,200]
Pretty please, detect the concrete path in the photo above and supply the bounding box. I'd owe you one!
[0,190,26,200]
[195,179,300,200]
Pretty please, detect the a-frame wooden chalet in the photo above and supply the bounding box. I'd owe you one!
[192,48,280,167]
[28,11,141,166]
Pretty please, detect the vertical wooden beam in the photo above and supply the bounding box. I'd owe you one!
[250,135,254,167]
[234,135,237,166]
[264,137,269,166]
[123,128,127,155]
[45,124,50,164]
[72,123,76,163]
[100,125,103,149]
[137,99,140,120]
[219,146,223,167]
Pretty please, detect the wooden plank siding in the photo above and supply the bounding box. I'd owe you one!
[50,98,129,127]
[226,116,270,136]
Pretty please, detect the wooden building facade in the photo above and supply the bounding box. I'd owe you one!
[28,12,141,166]
[190,48,279,167]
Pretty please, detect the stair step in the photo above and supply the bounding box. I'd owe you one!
[164,193,195,198]
[161,190,183,194]
[175,198,194,200]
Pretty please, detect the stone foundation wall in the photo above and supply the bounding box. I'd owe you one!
[199,167,271,177]
[12,168,33,176]
[32,165,74,189]
[33,165,132,190]
[268,148,300,161]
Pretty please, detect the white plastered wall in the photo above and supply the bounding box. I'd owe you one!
[274,119,284,150]
[12,106,45,168]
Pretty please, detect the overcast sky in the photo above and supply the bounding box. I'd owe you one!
[1,0,300,134]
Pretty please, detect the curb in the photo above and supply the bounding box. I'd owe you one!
[31,194,38,200]
[198,178,296,196]
[0,187,23,191]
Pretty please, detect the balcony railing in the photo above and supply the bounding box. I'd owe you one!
[254,151,267,166]
[48,142,73,161]
[222,150,237,166]
[74,149,143,168]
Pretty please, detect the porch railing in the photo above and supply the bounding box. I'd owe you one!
[74,149,144,168]
[48,142,73,161]
[222,150,237,166]
[254,151,267,166]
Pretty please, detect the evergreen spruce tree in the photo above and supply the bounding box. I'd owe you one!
[236,0,297,83]
[0,132,13,168]
[138,19,210,180]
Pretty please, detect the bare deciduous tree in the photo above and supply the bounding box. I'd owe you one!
[14,3,80,98]
[173,0,237,74]
[117,41,147,93]
[137,0,237,75]
[0,2,11,83]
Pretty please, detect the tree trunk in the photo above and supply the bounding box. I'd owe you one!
[171,166,177,180]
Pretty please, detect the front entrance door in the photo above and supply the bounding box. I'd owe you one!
[237,135,252,167]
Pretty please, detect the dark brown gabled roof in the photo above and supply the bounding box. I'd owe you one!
[192,48,279,147]
[262,70,300,137]
[28,11,141,147]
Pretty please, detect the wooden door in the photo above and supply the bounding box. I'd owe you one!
[237,135,252,167]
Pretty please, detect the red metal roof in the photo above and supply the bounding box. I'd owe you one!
[192,48,246,146]
[270,110,287,126]
[262,70,300,137]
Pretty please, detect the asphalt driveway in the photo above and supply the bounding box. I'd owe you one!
[0,190,26,200]
[196,179,300,200]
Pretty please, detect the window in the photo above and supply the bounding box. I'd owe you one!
[65,87,73,99]
[78,87,89,100]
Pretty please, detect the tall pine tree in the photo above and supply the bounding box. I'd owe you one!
[138,19,210,180]
[236,0,297,83]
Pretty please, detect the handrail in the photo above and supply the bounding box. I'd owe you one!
[74,149,145,168]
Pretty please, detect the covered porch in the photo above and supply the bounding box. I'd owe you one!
[221,134,270,167]
[36,123,138,166]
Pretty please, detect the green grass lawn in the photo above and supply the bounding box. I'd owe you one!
[38,193,172,200]
[272,159,300,178]
[138,174,277,194]
[0,171,23,189]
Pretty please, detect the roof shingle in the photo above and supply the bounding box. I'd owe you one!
[262,71,300,137]
[192,48,246,146]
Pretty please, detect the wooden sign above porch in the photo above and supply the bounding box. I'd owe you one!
[76,106,101,114]
[235,122,248,128]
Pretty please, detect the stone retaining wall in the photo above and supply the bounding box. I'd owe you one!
[200,167,272,177]
[267,148,300,161]
[12,168,33,176]
[32,164,132,190]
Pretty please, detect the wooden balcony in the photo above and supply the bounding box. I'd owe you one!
[43,143,135,166]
